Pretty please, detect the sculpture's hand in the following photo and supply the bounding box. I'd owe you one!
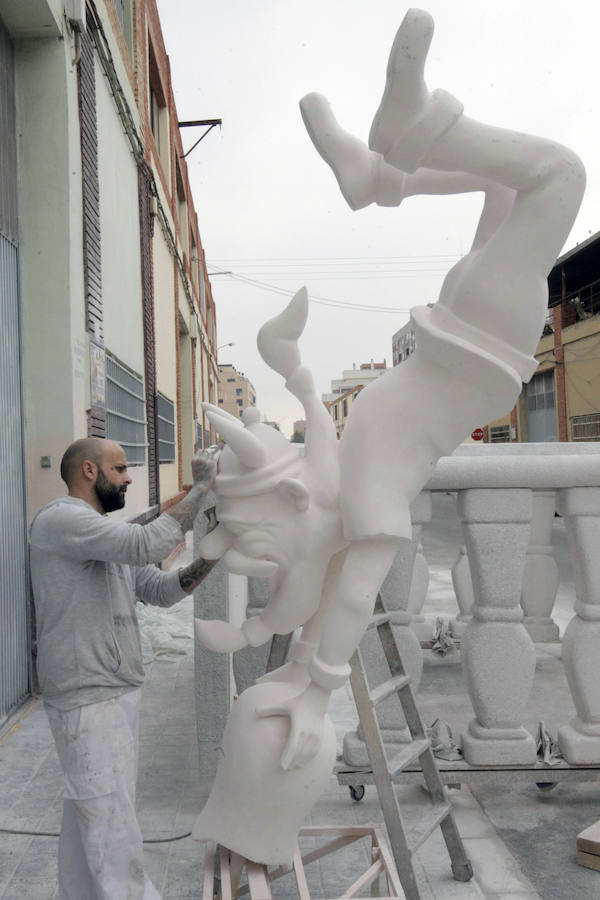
[255,660,311,690]
[255,681,330,770]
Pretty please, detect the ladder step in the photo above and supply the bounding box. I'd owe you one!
[367,612,392,630]
[388,738,431,777]
[369,674,411,706]
[407,802,452,854]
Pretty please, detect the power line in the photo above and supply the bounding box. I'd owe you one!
[211,270,414,313]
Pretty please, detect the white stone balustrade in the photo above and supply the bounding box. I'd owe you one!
[424,442,600,767]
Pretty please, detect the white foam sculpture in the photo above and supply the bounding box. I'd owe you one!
[193,8,584,865]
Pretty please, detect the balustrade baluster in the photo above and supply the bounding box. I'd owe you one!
[556,486,600,764]
[457,488,537,765]
[520,490,560,642]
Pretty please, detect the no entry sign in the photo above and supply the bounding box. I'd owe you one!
[471,428,484,441]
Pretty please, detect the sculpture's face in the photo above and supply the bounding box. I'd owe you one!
[217,488,312,576]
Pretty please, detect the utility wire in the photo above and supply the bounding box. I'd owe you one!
[0,826,192,844]
[209,270,415,314]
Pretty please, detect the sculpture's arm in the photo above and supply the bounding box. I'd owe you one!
[257,538,397,768]
[257,288,340,503]
[257,546,348,689]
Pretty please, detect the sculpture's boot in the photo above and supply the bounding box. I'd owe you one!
[300,92,405,209]
[369,8,463,172]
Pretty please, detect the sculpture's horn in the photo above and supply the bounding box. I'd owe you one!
[201,401,244,427]
[204,407,267,469]
[257,287,309,380]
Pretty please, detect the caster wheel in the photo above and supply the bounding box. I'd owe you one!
[349,784,365,802]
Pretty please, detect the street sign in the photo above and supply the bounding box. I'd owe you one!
[471,428,484,441]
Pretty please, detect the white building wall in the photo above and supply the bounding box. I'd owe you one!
[16,30,88,519]
[153,227,179,499]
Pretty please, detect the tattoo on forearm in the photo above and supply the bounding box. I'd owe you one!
[179,557,217,593]
[168,486,205,533]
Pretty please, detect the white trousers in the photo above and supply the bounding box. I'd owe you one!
[46,689,161,900]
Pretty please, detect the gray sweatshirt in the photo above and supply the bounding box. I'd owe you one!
[30,497,187,710]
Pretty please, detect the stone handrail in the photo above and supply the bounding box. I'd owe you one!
[374,441,600,769]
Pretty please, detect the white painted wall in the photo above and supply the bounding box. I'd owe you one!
[16,30,88,519]
[153,226,179,499]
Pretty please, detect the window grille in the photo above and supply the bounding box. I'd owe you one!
[571,413,600,441]
[196,421,203,450]
[490,425,511,443]
[526,370,555,412]
[157,392,176,462]
[236,399,243,406]
[115,0,126,32]
[106,356,146,465]
[343,399,348,417]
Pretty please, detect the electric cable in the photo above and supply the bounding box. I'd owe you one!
[0,826,192,844]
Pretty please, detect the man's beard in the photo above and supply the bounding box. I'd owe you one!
[94,468,126,513]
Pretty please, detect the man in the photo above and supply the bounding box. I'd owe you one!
[29,436,218,899]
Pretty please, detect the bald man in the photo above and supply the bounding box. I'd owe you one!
[29,437,218,900]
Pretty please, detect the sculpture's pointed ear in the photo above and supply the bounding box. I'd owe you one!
[276,477,310,511]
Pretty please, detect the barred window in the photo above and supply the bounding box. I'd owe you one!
[196,421,203,450]
[571,413,600,441]
[157,393,176,462]
[526,370,555,412]
[490,425,511,443]
[106,356,146,465]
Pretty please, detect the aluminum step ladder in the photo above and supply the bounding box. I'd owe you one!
[347,594,474,900]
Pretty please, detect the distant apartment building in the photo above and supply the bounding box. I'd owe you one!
[218,363,257,419]
[292,419,306,441]
[0,0,218,724]
[392,322,416,366]
[323,360,387,437]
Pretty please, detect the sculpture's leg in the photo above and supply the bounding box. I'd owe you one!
[556,487,600,764]
[368,9,585,356]
[521,490,560,643]
[457,488,537,764]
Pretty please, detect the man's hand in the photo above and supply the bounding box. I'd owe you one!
[191,446,220,493]
[255,681,330,770]
[168,447,220,534]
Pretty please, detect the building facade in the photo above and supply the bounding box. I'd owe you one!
[486,232,600,444]
[0,0,218,724]
[322,360,387,404]
[218,363,257,420]
[323,360,387,438]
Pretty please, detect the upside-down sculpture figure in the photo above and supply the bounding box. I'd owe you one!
[193,9,585,865]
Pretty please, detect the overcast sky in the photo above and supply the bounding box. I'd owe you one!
[155,0,600,436]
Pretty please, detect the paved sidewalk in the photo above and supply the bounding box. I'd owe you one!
[1,495,600,898]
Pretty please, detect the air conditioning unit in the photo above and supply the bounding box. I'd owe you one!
[66,0,86,31]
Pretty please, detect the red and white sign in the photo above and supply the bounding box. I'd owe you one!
[471,428,484,442]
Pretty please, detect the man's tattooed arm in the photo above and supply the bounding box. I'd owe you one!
[178,556,217,593]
